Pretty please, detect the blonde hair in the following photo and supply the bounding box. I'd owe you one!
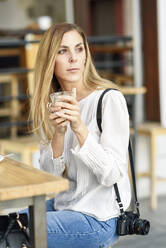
[31,23,118,142]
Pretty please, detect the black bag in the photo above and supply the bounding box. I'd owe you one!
[0,212,30,248]
[97,88,150,236]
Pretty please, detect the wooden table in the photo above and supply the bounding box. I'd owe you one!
[119,86,147,95]
[0,158,68,248]
[119,85,147,129]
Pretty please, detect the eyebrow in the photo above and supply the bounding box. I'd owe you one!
[59,42,84,48]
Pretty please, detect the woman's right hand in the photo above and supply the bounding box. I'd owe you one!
[48,103,69,135]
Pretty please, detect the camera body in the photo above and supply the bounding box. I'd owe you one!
[116,211,150,236]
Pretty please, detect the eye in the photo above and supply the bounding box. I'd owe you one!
[76,46,84,53]
[58,49,67,54]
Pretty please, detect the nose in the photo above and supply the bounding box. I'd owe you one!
[68,51,77,63]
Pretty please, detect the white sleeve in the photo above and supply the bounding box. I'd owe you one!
[71,90,130,186]
[39,142,65,176]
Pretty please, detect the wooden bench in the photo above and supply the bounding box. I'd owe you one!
[136,122,166,210]
[0,135,40,167]
[0,70,32,137]
[0,34,40,137]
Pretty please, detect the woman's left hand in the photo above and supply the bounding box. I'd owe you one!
[54,95,83,133]
[54,95,89,146]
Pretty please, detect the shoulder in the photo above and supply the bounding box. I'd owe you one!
[98,89,129,115]
[97,89,127,106]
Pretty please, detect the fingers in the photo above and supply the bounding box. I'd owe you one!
[49,111,65,122]
[47,103,61,113]
[59,120,69,127]
[48,102,79,117]
[56,119,69,127]
[47,101,78,114]
[47,95,78,113]
[47,95,80,130]
[54,101,79,111]
[55,111,78,122]
[49,115,69,127]
[56,95,77,104]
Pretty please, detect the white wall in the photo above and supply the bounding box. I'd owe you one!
[0,0,32,29]
[157,0,166,127]
[123,0,133,36]
[65,0,74,23]
[132,0,144,124]
[0,0,68,29]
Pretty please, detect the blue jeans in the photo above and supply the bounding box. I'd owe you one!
[22,198,118,248]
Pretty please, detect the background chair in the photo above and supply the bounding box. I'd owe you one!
[0,34,42,166]
[136,122,166,210]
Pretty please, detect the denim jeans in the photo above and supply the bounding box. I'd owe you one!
[22,198,119,248]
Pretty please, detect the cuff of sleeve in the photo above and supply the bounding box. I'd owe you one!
[50,143,66,176]
[52,155,66,176]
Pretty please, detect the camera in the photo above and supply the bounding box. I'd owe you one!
[116,211,150,236]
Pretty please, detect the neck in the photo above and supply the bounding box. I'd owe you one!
[59,82,93,101]
[76,89,94,101]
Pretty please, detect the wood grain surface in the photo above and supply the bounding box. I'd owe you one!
[0,158,68,201]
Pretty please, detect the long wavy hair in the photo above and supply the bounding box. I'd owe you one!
[31,23,118,142]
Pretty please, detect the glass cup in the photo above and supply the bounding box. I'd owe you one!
[50,90,76,103]
[47,89,76,112]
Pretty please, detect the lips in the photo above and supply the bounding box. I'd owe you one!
[67,68,79,72]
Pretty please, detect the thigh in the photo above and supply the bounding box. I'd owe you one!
[100,218,119,247]
[45,198,55,211]
[46,210,118,248]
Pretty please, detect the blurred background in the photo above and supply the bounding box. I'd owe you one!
[0,0,165,246]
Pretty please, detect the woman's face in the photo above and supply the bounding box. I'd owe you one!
[54,30,86,88]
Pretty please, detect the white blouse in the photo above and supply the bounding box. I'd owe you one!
[39,89,131,221]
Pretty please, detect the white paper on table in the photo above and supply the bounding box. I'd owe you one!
[0,154,14,162]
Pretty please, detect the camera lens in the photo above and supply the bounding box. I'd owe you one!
[135,219,150,235]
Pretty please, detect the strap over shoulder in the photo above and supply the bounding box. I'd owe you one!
[96,88,140,216]
[96,88,118,133]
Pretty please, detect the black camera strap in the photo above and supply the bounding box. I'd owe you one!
[96,88,140,217]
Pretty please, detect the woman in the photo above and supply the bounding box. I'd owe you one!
[31,23,131,248]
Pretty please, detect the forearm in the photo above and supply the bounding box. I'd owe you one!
[51,132,65,158]
[74,123,89,147]
[71,132,127,187]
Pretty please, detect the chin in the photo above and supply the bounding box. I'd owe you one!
[63,76,82,83]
